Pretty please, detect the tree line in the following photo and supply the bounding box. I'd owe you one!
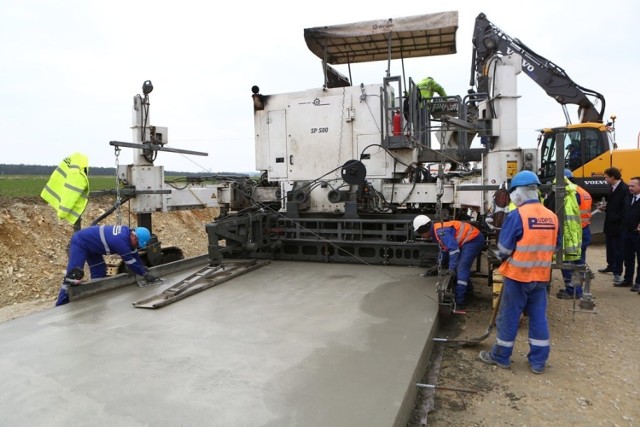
[0,164,250,177]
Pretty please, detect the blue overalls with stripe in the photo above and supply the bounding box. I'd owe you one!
[55,225,145,306]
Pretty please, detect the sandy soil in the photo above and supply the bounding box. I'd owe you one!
[1,197,639,425]
[416,243,640,426]
[0,196,215,317]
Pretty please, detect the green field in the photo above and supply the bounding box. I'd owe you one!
[0,176,118,197]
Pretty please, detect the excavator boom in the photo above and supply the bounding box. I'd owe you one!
[471,13,605,123]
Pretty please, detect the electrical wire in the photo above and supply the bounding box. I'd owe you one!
[141,94,158,164]
[359,143,413,168]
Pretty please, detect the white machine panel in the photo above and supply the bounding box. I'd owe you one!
[358,134,389,177]
[286,92,353,181]
[453,176,484,211]
[165,186,220,209]
[382,182,454,204]
[266,109,288,179]
[256,84,389,184]
[130,165,164,213]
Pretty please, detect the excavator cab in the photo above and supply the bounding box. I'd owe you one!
[538,123,612,197]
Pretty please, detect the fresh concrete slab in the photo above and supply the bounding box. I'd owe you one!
[0,261,439,426]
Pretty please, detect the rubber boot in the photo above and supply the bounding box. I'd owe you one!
[564,284,583,298]
[455,283,467,306]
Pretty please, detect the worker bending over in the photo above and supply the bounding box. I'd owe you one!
[55,225,161,306]
[413,215,485,307]
[417,76,447,99]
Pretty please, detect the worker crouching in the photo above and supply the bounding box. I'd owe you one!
[413,215,485,307]
[55,225,161,306]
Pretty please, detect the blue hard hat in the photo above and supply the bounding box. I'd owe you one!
[564,169,573,178]
[509,170,541,192]
[135,227,151,249]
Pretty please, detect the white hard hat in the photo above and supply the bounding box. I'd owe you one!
[413,215,431,232]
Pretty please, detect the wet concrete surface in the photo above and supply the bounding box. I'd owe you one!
[0,261,439,426]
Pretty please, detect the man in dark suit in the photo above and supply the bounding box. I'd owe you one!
[620,177,640,291]
[598,167,628,285]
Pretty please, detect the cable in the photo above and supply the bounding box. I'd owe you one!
[175,152,214,172]
[282,164,348,203]
[141,94,158,164]
[389,157,398,205]
[360,94,382,134]
[359,143,413,168]
[487,56,501,120]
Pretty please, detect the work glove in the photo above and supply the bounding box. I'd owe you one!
[63,267,85,286]
[421,264,439,277]
[487,247,507,265]
[144,272,160,283]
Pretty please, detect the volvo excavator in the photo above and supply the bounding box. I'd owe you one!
[470,13,639,200]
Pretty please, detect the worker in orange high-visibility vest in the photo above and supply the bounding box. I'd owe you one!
[413,215,485,307]
[478,170,560,374]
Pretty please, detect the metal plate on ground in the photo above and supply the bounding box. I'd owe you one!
[132,259,270,309]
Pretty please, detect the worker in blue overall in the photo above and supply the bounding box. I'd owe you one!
[55,225,159,306]
[479,170,559,374]
[413,215,485,307]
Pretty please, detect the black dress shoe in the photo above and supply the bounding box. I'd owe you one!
[597,267,613,273]
[614,281,633,287]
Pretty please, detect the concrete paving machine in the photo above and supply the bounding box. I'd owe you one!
[86,11,601,311]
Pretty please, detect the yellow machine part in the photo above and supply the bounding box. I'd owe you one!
[611,149,640,178]
[541,122,639,180]
[576,153,610,178]
[492,273,503,309]
[574,148,640,179]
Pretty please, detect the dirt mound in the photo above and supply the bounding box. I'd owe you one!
[0,196,215,308]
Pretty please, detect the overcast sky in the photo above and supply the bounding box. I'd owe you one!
[1,0,638,173]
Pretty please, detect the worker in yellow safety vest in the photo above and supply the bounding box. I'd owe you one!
[40,153,90,225]
[560,176,583,262]
[417,76,447,99]
[557,169,591,299]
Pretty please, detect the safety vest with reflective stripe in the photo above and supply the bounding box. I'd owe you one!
[432,221,480,249]
[562,178,582,261]
[575,185,592,228]
[40,153,89,225]
[417,77,447,99]
[498,203,558,282]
